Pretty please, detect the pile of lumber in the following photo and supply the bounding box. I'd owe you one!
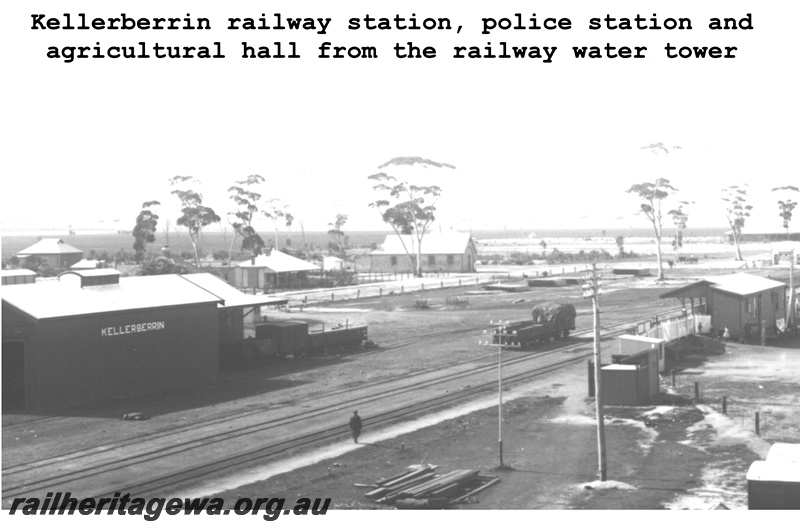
[360,465,499,509]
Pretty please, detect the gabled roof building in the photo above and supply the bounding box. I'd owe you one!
[1,271,286,412]
[369,232,477,273]
[226,250,320,291]
[660,273,788,341]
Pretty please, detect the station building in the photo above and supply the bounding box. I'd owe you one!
[1,270,285,412]
[659,273,787,341]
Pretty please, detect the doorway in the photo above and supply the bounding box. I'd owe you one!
[2,341,26,411]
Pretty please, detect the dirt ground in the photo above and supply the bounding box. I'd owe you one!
[213,330,800,510]
[4,263,798,511]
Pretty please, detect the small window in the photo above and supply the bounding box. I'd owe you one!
[428,255,436,266]
[390,256,398,266]
[447,254,455,265]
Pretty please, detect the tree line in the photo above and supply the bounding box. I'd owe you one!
[627,142,798,281]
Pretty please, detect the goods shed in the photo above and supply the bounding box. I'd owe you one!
[1,272,223,412]
[660,273,787,342]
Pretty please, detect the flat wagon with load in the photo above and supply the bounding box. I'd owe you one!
[493,302,576,347]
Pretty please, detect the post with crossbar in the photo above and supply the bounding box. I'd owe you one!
[480,321,520,469]
[583,263,607,481]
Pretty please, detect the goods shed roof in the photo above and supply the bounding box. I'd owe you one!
[179,273,287,308]
[1,274,221,320]
[16,238,82,256]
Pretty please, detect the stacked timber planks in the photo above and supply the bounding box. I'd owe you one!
[360,465,499,509]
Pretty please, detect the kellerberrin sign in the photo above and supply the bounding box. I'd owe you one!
[101,322,165,337]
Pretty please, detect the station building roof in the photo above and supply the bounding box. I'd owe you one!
[660,273,785,300]
[707,273,786,296]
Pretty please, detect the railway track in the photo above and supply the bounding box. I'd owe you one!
[3,299,680,463]
[3,300,688,505]
[2,304,688,504]
[3,297,677,433]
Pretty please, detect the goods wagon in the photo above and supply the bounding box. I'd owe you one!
[493,302,576,347]
[252,320,368,357]
[308,325,368,353]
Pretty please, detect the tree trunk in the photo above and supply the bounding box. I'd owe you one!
[651,220,664,280]
[734,235,743,261]
[655,237,664,280]
[227,232,238,265]
[190,238,201,268]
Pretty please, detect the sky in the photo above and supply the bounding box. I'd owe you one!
[2,0,798,236]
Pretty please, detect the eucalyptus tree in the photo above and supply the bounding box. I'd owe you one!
[721,184,753,261]
[626,178,677,280]
[170,175,221,267]
[368,156,455,277]
[132,200,161,262]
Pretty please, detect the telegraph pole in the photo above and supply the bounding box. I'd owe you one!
[583,264,607,481]
[480,321,519,469]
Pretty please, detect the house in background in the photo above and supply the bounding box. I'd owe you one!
[226,250,320,291]
[660,273,787,341]
[369,232,477,274]
[15,238,83,269]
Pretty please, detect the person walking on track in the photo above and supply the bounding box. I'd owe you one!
[349,410,362,443]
